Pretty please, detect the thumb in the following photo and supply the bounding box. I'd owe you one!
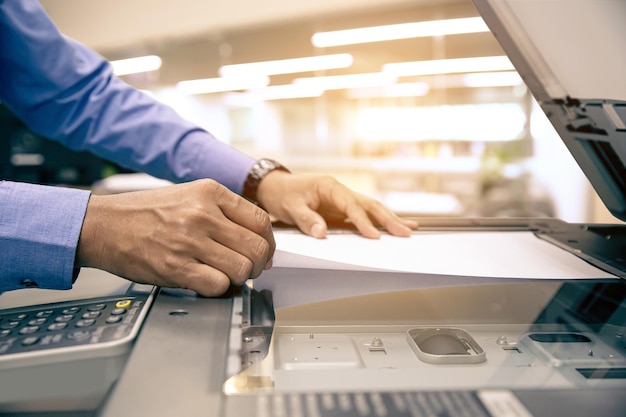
[290,205,328,238]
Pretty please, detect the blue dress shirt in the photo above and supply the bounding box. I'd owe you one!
[0,1,256,291]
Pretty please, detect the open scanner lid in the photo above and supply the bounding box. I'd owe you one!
[471,0,626,221]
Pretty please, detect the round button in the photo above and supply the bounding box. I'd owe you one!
[19,326,39,335]
[110,308,127,316]
[20,279,39,288]
[115,300,132,309]
[36,310,54,318]
[21,336,40,346]
[82,311,102,319]
[55,314,74,323]
[0,321,20,330]
[75,319,96,328]
[7,313,28,321]
[0,329,11,337]
[28,318,47,326]
[105,315,123,324]
[62,307,80,314]
[47,322,68,331]
[87,304,107,311]
[66,330,91,341]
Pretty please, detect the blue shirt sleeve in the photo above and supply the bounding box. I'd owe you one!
[0,0,255,189]
[0,1,257,291]
[0,181,90,292]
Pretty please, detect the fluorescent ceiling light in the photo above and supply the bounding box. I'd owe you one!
[383,56,514,77]
[247,84,324,100]
[312,17,488,47]
[347,82,430,99]
[111,55,162,76]
[293,72,397,90]
[177,75,270,95]
[219,54,353,77]
[462,71,523,87]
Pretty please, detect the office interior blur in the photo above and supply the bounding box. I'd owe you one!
[2,0,621,224]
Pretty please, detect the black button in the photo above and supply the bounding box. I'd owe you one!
[36,310,54,318]
[66,330,91,340]
[75,319,95,328]
[55,314,74,323]
[87,304,107,311]
[0,321,20,330]
[28,318,47,326]
[105,315,123,324]
[0,329,11,337]
[19,326,39,335]
[21,336,40,346]
[82,311,101,319]
[19,279,39,288]
[62,307,80,314]
[7,313,28,321]
[47,322,68,331]
[110,308,127,316]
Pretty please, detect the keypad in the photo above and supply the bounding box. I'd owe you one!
[243,391,493,417]
[0,296,150,356]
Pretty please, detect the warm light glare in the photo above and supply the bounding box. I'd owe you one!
[312,17,488,47]
[177,76,270,95]
[347,82,430,99]
[219,54,353,77]
[293,72,397,90]
[247,84,324,100]
[383,56,514,77]
[356,104,526,142]
[462,71,523,87]
[111,55,162,76]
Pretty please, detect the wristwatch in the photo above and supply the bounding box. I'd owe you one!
[242,158,290,206]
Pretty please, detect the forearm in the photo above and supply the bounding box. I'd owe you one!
[0,181,90,292]
[0,1,255,193]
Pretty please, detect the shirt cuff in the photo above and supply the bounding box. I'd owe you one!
[0,181,91,292]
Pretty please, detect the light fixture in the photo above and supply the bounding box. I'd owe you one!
[462,71,523,87]
[110,55,162,76]
[219,54,353,77]
[312,17,488,47]
[293,72,397,90]
[247,84,324,100]
[177,75,270,95]
[347,82,430,99]
[383,56,514,77]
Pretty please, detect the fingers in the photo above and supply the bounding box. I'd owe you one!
[288,204,329,239]
[263,174,418,240]
[80,180,277,298]
[357,199,416,237]
[177,262,231,297]
[318,179,404,239]
[211,185,275,278]
[201,221,272,281]
[342,202,382,239]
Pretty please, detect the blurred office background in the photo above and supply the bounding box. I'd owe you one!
[1,0,620,223]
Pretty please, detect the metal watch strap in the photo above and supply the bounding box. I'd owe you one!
[242,158,290,206]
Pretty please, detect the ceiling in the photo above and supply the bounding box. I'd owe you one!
[38,0,508,104]
[40,0,424,52]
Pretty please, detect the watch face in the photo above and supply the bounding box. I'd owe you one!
[258,159,279,174]
[243,159,288,204]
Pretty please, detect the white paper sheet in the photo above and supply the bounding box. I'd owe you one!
[252,230,619,308]
[273,231,615,279]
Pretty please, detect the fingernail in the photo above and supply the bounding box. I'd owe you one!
[264,258,273,270]
[311,223,325,238]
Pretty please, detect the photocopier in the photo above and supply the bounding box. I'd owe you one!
[0,0,624,416]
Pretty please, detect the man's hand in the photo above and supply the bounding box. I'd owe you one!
[76,179,274,297]
[257,171,418,239]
